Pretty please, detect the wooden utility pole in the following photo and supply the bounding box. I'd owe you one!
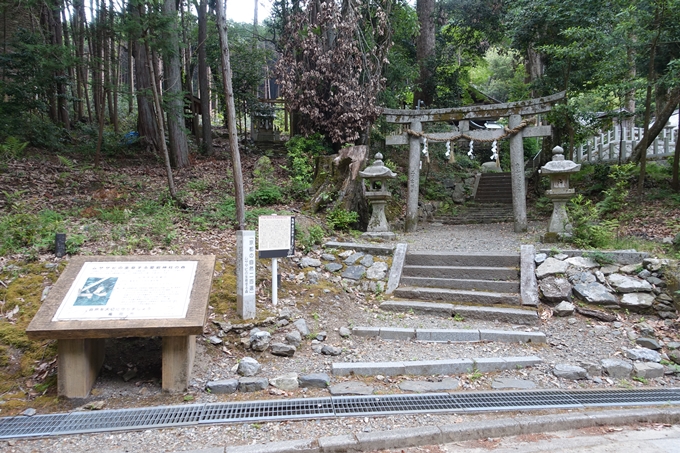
[215,0,246,230]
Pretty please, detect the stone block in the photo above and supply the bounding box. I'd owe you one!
[379,328,415,340]
[501,356,542,370]
[472,357,506,373]
[415,329,479,342]
[403,359,474,375]
[332,361,405,377]
[479,329,546,344]
[633,362,665,379]
[355,426,442,451]
[352,327,380,337]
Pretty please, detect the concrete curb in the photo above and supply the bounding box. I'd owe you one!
[180,407,680,453]
[352,326,546,344]
[323,242,396,256]
[520,244,539,307]
[331,355,542,376]
[386,243,407,294]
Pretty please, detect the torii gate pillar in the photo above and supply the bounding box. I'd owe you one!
[406,120,422,232]
[509,114,528,232]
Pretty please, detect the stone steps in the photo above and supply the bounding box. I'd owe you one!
[380,300,538,325]
[404,252,519,267]
[399,276,519,292]
[475,173,513,204]
[401,265,519,280]
[394,286,521,305]
[332,356,543,377]
[351,326,546,344]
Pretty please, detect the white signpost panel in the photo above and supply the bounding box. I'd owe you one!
[237,230,257,319]
[258,216,295,305]
[52,261,198,321]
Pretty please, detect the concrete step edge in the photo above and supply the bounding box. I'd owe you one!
[379,300,538,325]
[332,356,543,376]
[351,326,546,343]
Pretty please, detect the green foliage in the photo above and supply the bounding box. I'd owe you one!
[297,225,325,253]
[583,251,615,265]
[326,206,359,231]
[0,209,64,256]
[0,137,28,160]
[568,194,620,248]
[596,163,634,216]
[193,197,274,230]
[284,134,331,198]
[246,156,283,206]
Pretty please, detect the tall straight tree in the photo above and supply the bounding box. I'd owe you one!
[215,0,245,229]
[414,0,435,108]
[197,0,213,154]
[161,0,190,168]
[129,1,159,151]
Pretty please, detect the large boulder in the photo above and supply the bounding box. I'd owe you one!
[607,274,653,293]
[536,257,569,279]
[573,282,618,305]
[539,277,572,303]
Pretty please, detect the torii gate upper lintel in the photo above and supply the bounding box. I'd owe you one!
[382,91,566,233]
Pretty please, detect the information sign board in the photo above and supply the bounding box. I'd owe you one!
[258,215,295,258]
[52,261,198,321]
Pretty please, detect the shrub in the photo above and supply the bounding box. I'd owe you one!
[297,225,325,252]
[326,206,359,231]
[246,156,283,206]
[284,134,331,199]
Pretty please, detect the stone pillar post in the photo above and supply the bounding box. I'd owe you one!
[509,114,527,232]
[406,120,422,232]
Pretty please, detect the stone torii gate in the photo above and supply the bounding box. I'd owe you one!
[383,91,566,233]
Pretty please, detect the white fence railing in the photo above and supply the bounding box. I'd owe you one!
[574,124,677,164]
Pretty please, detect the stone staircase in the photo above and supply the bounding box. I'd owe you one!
[474,172,513,203]
[331,251,542,379]
[433,203,514,225]
[382,251,538,325]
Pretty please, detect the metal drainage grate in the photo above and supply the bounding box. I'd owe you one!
[450,390,582,412]
[0,388,678,440]
[200,397,335,423]
[52,404,204,436]
[333,393,460,416]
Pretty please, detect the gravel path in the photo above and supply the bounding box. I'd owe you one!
[5,220,679,453]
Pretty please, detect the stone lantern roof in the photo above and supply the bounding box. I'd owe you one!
[540,146,581,174]
[359,153,397,179]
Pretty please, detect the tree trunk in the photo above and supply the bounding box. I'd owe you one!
[198,0,213,154]
[525,44,544,97]
[414,0,435,108]
[623,44,636,130]
[130,3,159,151]
[673,102,680,192]
[147,40,178,200]
[215,0,246,230]
[162,0,190,168]
[631,87,680,163]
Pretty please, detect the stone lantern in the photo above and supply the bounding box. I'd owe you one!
[359,153,397,240]
[540,146,581,242]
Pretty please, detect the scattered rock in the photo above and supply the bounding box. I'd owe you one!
[122,369,137,382]
[238,377,269,392]
[329,382,374,395]
[599,264,620,275]
[577,360,601,376]
[321,345,342,356]
[250,331,271,352]
[619,293,655,311]
[535,257,569,278]
[539,277,572,303]
[270,373,299,391]
[21,408,36,417]
[620,264,642,274]
[342,265,366,280]
[534,253,547,265]
[601,358,633,379]
[607,274,653,293]
[294,319,310,336]
[573,282,618,305]
[206,379,239,394]
[207,336,223,345]
[343,253,365,265]
[553,301,575,317]
[624,348,661,363]
[359,255,374,267]
[633,362,664,379]
[299,373,331,389]
[270,343,296,357]
[574,306,617,322]
[321,254,336,261]
[568,271,596,285]
[316,331,327,341]
[299,257,322,268]
[237,357,261,377]
[325,263,343,272]
[366,262,389,280]
[636,337,661,350]
[286,331,302,347]
[669,351,680,365]
[553,364,587,380]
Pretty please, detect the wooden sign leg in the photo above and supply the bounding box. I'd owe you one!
[57,338,105,398]
[162,335,196,392]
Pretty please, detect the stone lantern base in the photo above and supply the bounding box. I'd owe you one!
[361,231,396,241]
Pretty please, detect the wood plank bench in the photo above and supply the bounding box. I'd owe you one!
[27,255,215,398]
